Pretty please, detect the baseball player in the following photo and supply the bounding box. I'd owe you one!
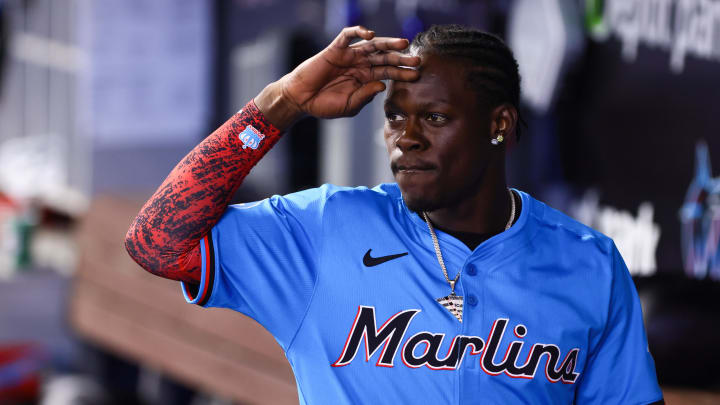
[126,25,664,404]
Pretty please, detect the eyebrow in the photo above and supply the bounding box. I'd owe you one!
[383,99,451,110]
[383,99,399,110]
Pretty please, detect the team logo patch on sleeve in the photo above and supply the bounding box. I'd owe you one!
[239,125,265,149]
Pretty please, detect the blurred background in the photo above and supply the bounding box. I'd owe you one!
[0,0,719,403]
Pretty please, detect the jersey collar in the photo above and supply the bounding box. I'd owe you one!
[392,184,539,261]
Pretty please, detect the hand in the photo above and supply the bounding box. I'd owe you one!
[256,26,421,130]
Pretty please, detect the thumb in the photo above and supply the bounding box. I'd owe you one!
[347,81,386,114]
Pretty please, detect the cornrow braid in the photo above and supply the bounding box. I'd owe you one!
[407,24,527,140]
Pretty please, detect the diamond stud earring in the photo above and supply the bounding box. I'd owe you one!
[491,132,504,145]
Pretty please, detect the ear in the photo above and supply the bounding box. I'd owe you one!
[489,104,518,143]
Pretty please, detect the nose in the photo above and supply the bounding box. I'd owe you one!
[395,120,426,152]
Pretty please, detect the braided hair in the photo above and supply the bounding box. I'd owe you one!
[407,24,526,140]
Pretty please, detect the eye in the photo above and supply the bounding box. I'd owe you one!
[385,111,406,122]
[426,113,448,123]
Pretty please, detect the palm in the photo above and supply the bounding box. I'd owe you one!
[304,74,368,118]
[301,69,372,118]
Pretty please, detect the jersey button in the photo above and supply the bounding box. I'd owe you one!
[467,294,478,307]
[466,264,477,276]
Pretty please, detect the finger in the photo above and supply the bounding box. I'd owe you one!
[352,37,411,53]
[333,26,375,48]
[370,66,420,82]
[347,81,386,114]
[367,52,421,68]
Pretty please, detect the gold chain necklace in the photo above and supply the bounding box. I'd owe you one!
[422,189,516,322]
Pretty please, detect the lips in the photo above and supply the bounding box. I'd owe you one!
[392,159,437,174]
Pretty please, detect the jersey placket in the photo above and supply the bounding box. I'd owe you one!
[458,250,489,402]
[436,242,473,405]
[426,235,491,405]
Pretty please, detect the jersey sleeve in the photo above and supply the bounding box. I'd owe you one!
[180,186,329,350]
[574,243,663,404]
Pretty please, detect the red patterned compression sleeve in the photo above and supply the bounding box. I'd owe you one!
[124,100,282,283]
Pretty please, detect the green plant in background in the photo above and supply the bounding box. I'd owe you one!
[585,0,609,40]
[15,213,34,269]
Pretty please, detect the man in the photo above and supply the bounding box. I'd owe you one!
[126,25,664,404]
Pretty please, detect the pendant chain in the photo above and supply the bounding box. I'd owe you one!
[422,189,516,294]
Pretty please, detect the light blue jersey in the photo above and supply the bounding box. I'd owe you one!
[181,183,662,404]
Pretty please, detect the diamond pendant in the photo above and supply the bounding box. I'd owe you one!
[436,292,464,322]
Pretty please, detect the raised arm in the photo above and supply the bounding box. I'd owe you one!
[124,26,420,283]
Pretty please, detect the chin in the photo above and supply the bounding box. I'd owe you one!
[400,190,444,213]
[394,173,448,213]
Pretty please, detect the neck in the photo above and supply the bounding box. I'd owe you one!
[425,165,510,235]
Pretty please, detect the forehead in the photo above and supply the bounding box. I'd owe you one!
[386,53,477,108]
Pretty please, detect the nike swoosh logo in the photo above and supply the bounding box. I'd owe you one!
[363,249,408,267]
